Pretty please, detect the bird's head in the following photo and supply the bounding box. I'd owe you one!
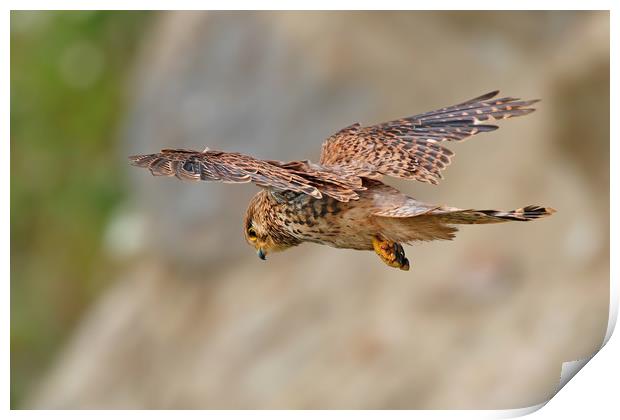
[243,191,300,261]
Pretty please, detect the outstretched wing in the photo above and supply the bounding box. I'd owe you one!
[320,91,539,184]
[129,148,363,202]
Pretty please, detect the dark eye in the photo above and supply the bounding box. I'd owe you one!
[247,227,257,240]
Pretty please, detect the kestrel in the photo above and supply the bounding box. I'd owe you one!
[129,91,555,270]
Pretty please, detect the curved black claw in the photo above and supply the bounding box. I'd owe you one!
[393,243,410,271]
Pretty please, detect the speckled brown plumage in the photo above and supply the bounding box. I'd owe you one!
[129,91,555,270]
[319,91,539,184]
[128,149,362,201]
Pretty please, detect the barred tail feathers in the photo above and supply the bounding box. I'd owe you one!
[432,205,556,225]
[374,205,555,244]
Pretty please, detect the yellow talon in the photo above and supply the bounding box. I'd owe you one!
[372,236,410,271]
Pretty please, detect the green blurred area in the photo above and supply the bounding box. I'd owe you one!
[10,11,151,407]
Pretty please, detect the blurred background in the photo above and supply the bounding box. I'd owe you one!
[10,11,609,409]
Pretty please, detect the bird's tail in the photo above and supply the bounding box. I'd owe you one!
[431,205,556,225]
[374,203,555,244]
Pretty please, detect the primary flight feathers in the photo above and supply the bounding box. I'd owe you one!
[129,91,538,201]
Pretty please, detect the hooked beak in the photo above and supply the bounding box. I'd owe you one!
[257,248,266,260]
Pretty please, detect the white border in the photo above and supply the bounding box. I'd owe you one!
[4,1,616,418]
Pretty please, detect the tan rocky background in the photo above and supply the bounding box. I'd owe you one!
[15,11,609,409]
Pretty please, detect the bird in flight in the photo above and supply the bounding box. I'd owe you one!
[129,91,555,270]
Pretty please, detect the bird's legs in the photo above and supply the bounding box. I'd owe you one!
[372,236,410,271]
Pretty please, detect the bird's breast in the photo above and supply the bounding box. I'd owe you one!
[279,196,375,250]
